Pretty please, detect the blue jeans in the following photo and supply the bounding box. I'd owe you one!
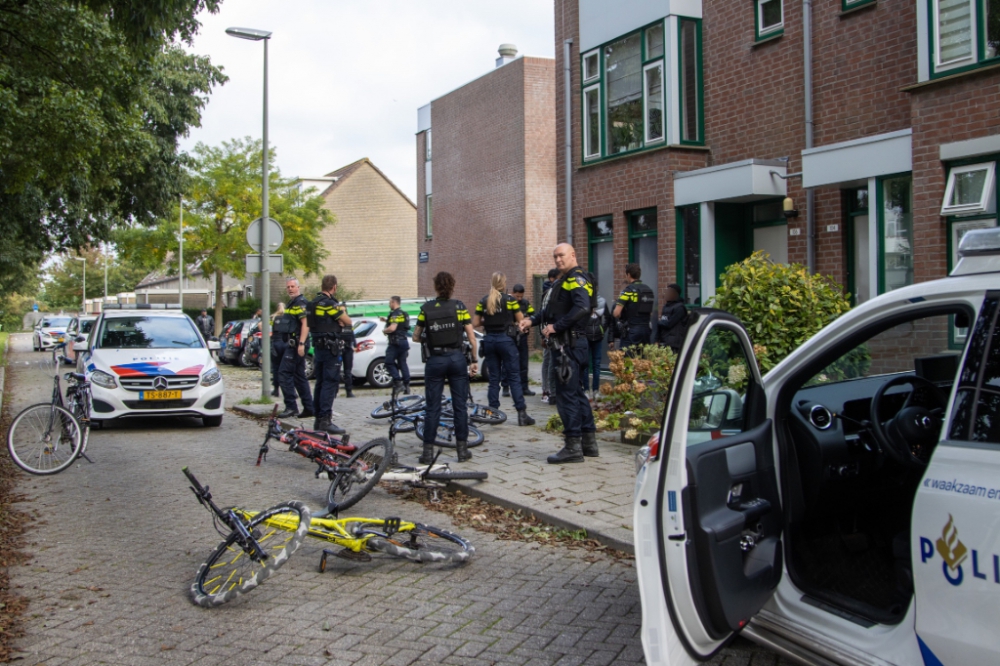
[311,345,341,419]
[423,351,470,444]
[553,338,596,438]
[582,339,602,392]
[484,333,525,411]
[385,340,410,384]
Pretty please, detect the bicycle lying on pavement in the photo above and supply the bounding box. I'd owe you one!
[6,351,95,475]
[256,405,392,511]
[184,468,474,607]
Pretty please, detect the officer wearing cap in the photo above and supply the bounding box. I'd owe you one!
[519,243,597,464]
[510,283,535,397]
[274,278,315,420]
[308,274,352,434]
[656,283,687,354]
[612,263,655,354]
[384,296,411,394]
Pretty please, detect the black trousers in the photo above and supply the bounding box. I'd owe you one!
[553,337,596,439]
[278,342,314,411]
[312,346,341,419]
[423,351,469,444]
[341,345,354,390]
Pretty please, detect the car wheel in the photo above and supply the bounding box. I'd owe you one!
[202,415,223,427]
[304,354,315,380]
[351,377,367,387]
[366,359,392,389]
[239,344,253,367]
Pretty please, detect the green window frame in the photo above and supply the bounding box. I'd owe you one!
[756,0,785,41]
[627,208,658,262]
[676,205,702,306]
[425,194,432,240]
[875,173,914,295]
[843,187,871,307]
[678,18,704,145]
[928,0,1000,78]
[587,215,614,267]
[842,0,876,10]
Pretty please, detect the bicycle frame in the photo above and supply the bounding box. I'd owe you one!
[236,509,415,554]
[257,406,356,474]
[184,468,270,563]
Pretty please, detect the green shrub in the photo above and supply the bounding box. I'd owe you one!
[710,251,852,372]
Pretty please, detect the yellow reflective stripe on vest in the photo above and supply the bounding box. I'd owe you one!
[563,276,593,296]
[314,305,342,317]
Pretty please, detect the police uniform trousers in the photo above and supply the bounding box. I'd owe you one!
[500,335,530,394]
[279,339,314,412]
[553,337,596,438]
[621,322,652,355]
[341,343,354,391]
[583,337,603,393]
[385,338,410,385]
[483,333,526,411]
[271,338,287,391]
[311,344,342,420]
[423,349,469,445]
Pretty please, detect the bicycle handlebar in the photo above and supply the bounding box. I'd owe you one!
[182,467,206,495]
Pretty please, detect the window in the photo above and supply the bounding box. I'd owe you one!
[756,0,784,40]
[843,0,876,10]
[949,293,1000,443]
[677,205,702,306]
[425,129,432,161]
[587,216,615,310]
[845,187,872,306]
[629,209,658,314]
[98,316,202,349]
[581,18,702,161]
[584,86,601,159]
[425,194,432,239]
[942,162,996,216]
[930,0,1000,75]
[679,19,703,144]
[879,175,914,293]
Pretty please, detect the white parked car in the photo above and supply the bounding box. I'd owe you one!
[63,314,98,367]
[351,317,486,389]
[76,308,225,427]
[33,315,73,351]
[633,227,1000,666]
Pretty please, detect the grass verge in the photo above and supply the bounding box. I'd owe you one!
[0,363,31,660]
[238,395,275,406]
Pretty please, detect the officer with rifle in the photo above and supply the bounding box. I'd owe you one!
[274,278,316,420]
[307,274,352,434]
[519,243,598,464]
[612,263,655,354]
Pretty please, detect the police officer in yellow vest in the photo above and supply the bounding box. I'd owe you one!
[384,296,411,394]
[308,274,352,434]
[612,263,655,354]
[274,278,315,420]
[511,283,536,397]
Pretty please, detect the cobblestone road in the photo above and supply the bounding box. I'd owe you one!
[5,334,788,665]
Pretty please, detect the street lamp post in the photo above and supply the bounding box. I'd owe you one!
[178,196,184,310]
[73,257,86,314]
[103,242,109,301]
[227,26,273,400]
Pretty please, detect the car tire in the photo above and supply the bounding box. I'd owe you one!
[202,415,223,427]
[239,344,253,368]
[351,377,366,387]
[366,358,392,389]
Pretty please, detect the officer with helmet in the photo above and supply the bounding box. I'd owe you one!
[519,243,597,464]
[307,274,351,434]
[612,262,654,353]
[413,271,478,464]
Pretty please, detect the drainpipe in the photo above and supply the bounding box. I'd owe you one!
[564,38,573,246]
[804,0,815,272]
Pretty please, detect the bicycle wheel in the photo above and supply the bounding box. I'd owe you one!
[6,403,83,475]
[366,523,475,564]
[423,469,488,482]
[391,416,417,434]
[414,420,485,448]
[325,437,393,511]
[370,395,425,419]
[469,405,506,425]
[190,501,310,608]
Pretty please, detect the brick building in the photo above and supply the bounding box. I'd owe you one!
[555,0,999,338]
[416,46,557,310]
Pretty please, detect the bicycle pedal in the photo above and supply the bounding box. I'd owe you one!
[336,548,372,562]
[384,517,401,537]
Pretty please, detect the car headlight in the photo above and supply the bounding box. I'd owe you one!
[201,368,222,386]
[91,370,118,389]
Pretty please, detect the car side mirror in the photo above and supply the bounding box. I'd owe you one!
[207,340,221,350]
[72,341,88,352]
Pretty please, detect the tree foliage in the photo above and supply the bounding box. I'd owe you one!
[0,0,226,281]
[40,247,150,311]
[710,251,852,372]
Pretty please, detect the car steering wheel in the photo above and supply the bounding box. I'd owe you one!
[870,375,947,468]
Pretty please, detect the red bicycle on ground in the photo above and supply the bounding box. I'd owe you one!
[257,406,393,512]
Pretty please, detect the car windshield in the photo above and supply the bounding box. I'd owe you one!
[354,322,377,338]
[80,320,96,333]
[97,316,203,349]
[42,317,71,328]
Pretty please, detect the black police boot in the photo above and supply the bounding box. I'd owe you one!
[517,410,536,426]
[501,386,511,397]
[582,431,599,458]
[345,390,354,398]
[392,380,404,394]
[522,387,536,396]
[403,384,411,395]
[270,387,279,397]
[297,408,315,419]
[418,443,435,465]
[324,421,346,435]
[547,437,584,464]
[277,407,298,419]
[456,440,472,462]
[313,418,323,431]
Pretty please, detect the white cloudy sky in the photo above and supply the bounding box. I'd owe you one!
[179,1,557,202]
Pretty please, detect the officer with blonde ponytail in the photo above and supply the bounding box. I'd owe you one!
[474,272,536,427]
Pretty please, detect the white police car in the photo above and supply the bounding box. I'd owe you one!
[75,307,225,427]
[633,227,1000,665]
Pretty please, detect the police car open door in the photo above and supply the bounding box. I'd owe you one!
[635,310,783,664]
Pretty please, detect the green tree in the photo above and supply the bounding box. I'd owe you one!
[0,0,226,284]
[40,247,150,311]
[116,138,333,332]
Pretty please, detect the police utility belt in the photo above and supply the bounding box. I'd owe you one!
[313,334,344,353]
[544,329,579,348]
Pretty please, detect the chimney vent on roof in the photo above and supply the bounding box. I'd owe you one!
[496,44,518,68]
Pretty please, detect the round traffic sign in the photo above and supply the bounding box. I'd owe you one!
[246,217,284,253]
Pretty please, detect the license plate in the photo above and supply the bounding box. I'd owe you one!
[139,390,182,400]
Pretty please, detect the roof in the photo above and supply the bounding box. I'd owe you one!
[136,257,205,289]
[316,158,416,208]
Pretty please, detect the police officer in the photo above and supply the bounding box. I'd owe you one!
[510,284,535,397]
[413,272,478,464]
[274,278,315,420]
[308,275,351,434]
[612,263,655,354]
[519,243,597,464]
[384,295,411,394]
[473,272,535,427]
[339,317,356,398]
